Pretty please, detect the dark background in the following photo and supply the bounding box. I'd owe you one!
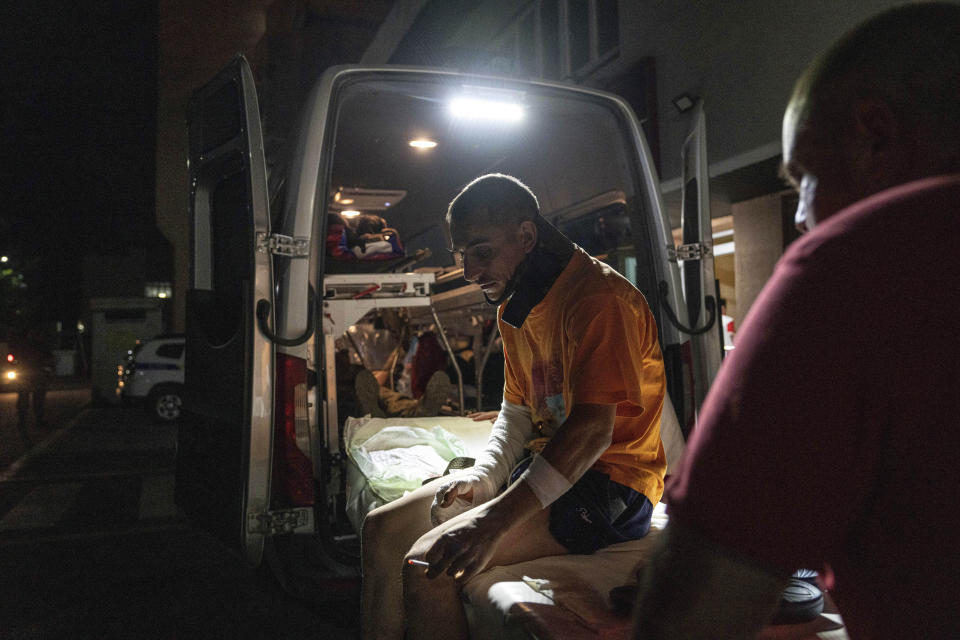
[1,3,160,330]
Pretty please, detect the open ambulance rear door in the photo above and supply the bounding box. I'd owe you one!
[175,56,303,566]
[676,100,723,429]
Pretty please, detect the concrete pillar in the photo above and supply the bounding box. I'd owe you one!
[732,192,785,322]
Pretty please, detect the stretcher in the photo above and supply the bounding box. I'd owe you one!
[322,272,500,451]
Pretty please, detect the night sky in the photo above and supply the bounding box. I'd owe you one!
[1,3,158,328]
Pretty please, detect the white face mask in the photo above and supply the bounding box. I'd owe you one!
[795,174,819,232]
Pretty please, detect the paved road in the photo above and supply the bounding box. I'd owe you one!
[0,403,181,538]
[0,386,91,470]
[0,402,360,639]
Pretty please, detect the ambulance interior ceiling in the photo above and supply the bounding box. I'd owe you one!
[329,77,639,267]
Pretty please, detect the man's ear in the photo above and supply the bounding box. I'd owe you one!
[518,220,538,253]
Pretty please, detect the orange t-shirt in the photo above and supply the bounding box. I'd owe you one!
[499,248,667,503]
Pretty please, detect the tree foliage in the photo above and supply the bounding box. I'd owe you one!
[0,256,40,334]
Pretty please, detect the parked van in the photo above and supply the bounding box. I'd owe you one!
[116,335,186,422]
[175,56,722,599]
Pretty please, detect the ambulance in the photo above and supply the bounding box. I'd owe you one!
[175,56,722,604]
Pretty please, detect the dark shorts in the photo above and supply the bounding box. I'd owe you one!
[510,457,654,554]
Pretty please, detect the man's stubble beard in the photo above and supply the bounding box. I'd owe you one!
[482,255,529,306]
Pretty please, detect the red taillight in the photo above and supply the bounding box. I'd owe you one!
[272,353,315,507]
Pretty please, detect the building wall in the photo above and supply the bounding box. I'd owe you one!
[82,250,147,300]
[610,0,904,185]
[156,0,390,330]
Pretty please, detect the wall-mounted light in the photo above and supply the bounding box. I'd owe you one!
[145,282,172,299]
[671,93,696,114]
[409,138,437,149]
[342,210,361,218]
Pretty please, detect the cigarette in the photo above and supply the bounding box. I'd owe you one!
[407,558,430,567]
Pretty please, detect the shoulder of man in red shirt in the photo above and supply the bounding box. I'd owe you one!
[663,174,960,638]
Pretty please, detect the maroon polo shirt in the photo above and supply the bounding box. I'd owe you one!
[666,174,960,639]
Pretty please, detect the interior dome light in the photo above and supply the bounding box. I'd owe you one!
[342,210,361,218]
[409,138,437,149]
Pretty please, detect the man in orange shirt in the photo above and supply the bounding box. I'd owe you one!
[361,174,667,640]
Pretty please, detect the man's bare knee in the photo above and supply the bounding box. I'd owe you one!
[362,495,438,581]
[403,552,454,602]
[361,508,389,556]
[362,507,410,575]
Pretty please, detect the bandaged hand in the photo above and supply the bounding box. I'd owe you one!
[430,401,533,527]
[430,473,496,527]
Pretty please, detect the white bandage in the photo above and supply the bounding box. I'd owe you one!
[520,454,572,508]
[430,400,534,526]
[470,400,534,496]
[430,477,487,526]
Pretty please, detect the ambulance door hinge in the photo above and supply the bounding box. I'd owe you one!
[672,242,712,262]
[247,507,314,536]
[256,232,310,258]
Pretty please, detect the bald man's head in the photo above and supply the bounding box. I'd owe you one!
[783,2,960,230]
[789,2,960,160]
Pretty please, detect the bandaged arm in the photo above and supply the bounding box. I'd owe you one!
[471,400,534,498]
[430,400,533,525]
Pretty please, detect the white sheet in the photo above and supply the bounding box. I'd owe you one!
[343,415,495,533]
[345,415,495,460]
